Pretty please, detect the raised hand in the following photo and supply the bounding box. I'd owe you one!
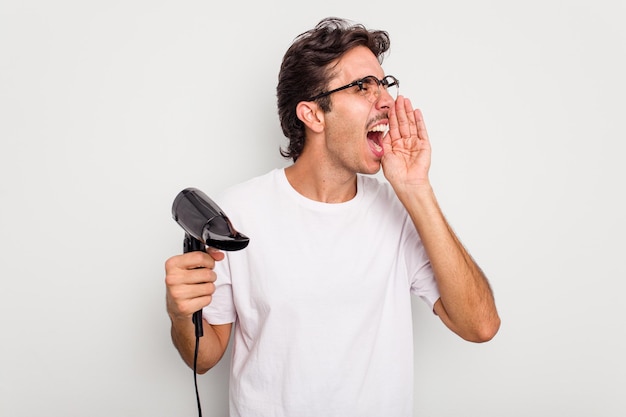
[381,96,432,190]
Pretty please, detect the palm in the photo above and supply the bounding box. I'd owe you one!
[381,97,432,187]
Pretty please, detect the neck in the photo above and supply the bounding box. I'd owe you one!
[284,159,357,204]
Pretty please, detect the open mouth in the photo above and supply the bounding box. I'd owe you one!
[367,123,389,157]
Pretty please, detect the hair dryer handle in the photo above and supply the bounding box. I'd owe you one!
[184,233,205,338]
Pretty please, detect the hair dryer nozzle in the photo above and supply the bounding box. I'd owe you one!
[172,188,250,251]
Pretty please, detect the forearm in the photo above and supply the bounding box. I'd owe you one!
[396,184,500,341]
[170,316,231,374]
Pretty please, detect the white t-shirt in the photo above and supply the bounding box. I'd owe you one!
[204,168,440,417]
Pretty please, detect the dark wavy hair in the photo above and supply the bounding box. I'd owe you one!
[277,17,391,162]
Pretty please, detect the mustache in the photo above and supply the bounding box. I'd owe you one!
[367,114,389,127]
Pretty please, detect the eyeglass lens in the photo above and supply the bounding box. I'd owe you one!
[361,76,398,102]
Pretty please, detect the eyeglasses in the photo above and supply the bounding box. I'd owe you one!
[307,75,399,103]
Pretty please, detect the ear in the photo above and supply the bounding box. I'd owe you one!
[296,101,325,133]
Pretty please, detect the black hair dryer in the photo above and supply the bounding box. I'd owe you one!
[172,187,249,337]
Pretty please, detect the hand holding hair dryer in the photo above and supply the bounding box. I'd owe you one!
[171,187,250,337]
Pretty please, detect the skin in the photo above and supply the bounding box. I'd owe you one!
[165,45,500,373]
[165,248,231,373]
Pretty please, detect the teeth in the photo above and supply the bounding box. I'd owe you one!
[369,123,389,140]
[369,124,389,133]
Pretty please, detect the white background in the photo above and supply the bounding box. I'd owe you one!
[1,1,625,416]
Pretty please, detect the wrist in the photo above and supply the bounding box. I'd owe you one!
[392,181,434,202]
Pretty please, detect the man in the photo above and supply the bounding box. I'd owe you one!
[165,17,500,417]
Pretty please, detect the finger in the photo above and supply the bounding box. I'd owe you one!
[402,98,419,138]
[167,288,215,317]
[207,247,225,262]
[178,251,217,270]
[179,297,213,317]
[175,281,217,300]
[387,96,400,140]
[413,108,431,143]
[168,278,215,298]
[186,267,218,284]
[394,96,413,140]
[165,264,217,289]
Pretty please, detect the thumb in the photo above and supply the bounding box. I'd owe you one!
[382,129,392,155]
[207,247,225,261]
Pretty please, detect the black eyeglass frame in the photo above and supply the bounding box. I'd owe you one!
[307,75,400,102]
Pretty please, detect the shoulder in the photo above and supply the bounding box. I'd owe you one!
[213,169,281,215]
[218,169,278,199]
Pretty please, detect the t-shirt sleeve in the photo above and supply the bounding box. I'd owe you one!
[403,216,440,313]
[202,252,237,325]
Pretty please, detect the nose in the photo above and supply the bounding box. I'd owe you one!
[375,87,395,109]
